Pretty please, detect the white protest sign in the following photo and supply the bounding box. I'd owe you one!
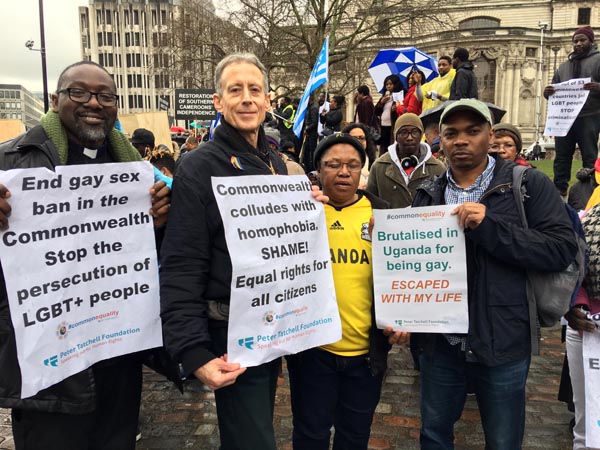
[0,162,162,398]
[392,91,404,104]
[212,175,341,367]
[544,77,591,137]
[372,205,468,333]
[583,320,600,448]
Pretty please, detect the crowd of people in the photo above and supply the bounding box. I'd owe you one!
[0,25,598,450]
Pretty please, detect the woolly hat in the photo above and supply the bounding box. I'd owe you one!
[492,123,523,152]
[453,47,470,61]
[393,113,424,137]
[313,133,366,167]
[574,26,594,42]
[263,126,280,149]
[131,128,155,146]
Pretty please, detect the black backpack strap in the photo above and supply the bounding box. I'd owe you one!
[511,165,540,355]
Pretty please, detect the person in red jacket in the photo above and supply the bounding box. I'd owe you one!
[397,70,424,117]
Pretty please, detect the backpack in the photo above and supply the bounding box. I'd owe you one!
[512,165,587,352]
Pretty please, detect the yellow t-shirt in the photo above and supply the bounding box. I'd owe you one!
[321,195,373,356]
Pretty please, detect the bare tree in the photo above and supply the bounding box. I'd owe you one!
[216,0,451,96]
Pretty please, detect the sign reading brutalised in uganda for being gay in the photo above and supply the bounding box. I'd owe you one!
[212,175,341,367]
[372,205,468,333]
[0,162,162,398]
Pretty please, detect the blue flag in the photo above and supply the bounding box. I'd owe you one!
[293,37,329,138]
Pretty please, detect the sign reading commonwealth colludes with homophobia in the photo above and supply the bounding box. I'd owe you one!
[212,175,341,367]
[0,162,162,398]
[372,205,468,333]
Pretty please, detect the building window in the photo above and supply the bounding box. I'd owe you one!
[105,9,112,25]
[96,10,102,26]
[525,47,537,58]
[98,32,103,46]
[161,10,167,24]
[133,10,139,25]
[106,33,113,46]
[124,10,130,26]
[473,56,497,104]
[578,8,591,25]
[459,17,500,30]
[152,10,157,25]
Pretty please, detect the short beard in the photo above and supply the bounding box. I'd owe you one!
[76,125,110,149]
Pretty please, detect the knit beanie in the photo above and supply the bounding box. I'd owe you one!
[574,26,594,42]
[393,113,424,137]
[492,123,522,152]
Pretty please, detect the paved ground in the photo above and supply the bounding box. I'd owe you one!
[0,325,574,450]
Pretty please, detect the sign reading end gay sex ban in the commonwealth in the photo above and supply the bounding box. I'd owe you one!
[212,175,341,367]
[372,205,468,333]
[0,162,162,398]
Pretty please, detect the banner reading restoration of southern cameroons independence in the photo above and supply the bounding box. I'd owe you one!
[0,162,162,398]
[212,175,341,367]
[372,205,468,333]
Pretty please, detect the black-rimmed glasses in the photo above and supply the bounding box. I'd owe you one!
[57,88,119,107]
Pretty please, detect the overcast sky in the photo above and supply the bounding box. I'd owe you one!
[0,0,87,94]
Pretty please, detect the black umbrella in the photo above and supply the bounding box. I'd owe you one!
[419,101,507,130]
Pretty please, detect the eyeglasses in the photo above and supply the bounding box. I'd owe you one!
[489,143,516,150]
[58,88,119,107]
[321,160,363,172]
[397,128,421,139]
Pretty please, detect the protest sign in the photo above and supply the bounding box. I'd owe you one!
[544,77,591,137]
[212,175,341,367]
[0,162,162,398]
[583,316,600,448]
[372,205,468,333]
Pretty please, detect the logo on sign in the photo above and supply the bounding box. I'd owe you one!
[238,337,254,350]
[43,355,59,367]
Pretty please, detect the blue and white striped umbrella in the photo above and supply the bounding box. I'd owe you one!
[368,47,439,93]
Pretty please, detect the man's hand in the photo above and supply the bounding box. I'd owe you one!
[451,202,486,230]
[310,185,329,204]
[0,184,11,230]
[565,307,596,333]
[543,85,555,99]
[583,81,600,91]
[193,356,247,390]
[149,181,170,227]
[383,326,410,345]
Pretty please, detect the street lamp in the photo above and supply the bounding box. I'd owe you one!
[24,0,49,112]
[552,46,561,74]
[534,22,548,144]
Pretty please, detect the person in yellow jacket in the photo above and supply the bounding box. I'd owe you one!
[419,56,455,112]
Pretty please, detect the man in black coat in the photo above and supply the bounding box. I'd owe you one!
[449,48,478,100]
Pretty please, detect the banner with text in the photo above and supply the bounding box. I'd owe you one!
[583,315,600,448]
[212,175,341,367]
[372,205,468,333]
[544,77,591,137]
[175,89,217,120]
[0,162,162,398]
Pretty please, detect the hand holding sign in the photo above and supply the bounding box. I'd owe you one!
[0,184,11,230]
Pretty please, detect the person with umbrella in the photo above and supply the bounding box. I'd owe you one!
[397,70,425,117]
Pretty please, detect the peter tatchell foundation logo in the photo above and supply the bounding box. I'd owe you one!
[56,322,69,339]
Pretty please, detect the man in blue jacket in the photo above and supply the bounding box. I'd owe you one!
[411,99,577,450]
